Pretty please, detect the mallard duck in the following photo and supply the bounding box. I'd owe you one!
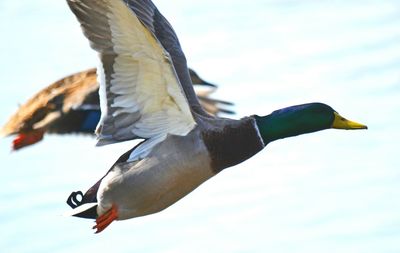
[65,0,367,233]
[1,67,233,150]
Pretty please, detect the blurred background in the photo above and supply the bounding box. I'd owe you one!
[0,0,399,252]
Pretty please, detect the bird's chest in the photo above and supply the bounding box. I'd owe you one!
[202,117,265,173]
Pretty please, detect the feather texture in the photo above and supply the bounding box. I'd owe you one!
[67,0,196,148]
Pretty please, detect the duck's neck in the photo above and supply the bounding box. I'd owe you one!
[254,104,332,145]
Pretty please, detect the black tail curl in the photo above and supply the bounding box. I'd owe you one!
[66,191,84,208]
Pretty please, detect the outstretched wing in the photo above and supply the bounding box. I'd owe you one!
[67,0,197,150]
[124,0,205,114]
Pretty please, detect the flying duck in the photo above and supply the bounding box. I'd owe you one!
[1,67,233,150]
[65,0,367,233]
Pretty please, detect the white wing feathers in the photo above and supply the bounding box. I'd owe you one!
[67,0,196,158]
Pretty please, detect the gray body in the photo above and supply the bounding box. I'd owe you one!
[97,116,265,219]
[98,128,212,219]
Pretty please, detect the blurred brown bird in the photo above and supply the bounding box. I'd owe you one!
[1,67,233,150]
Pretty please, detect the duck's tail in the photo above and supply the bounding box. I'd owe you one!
[65,190,118,234]
[65,191,98,219]
[64,202,98,219]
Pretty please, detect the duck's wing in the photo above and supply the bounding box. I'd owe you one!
[2,63,228,148]
[124,1,207,115]
[67,0,198,153]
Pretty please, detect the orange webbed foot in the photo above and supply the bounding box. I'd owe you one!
[12,130,45,150]
[93,204,118,234]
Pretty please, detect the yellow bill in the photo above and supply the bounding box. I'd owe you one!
[332,112,368,130]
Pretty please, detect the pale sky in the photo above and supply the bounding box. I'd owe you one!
[1,1,399,252]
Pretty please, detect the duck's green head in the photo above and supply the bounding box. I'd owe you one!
[254,102,367,144]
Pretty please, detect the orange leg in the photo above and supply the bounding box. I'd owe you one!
[93,204,118,234]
